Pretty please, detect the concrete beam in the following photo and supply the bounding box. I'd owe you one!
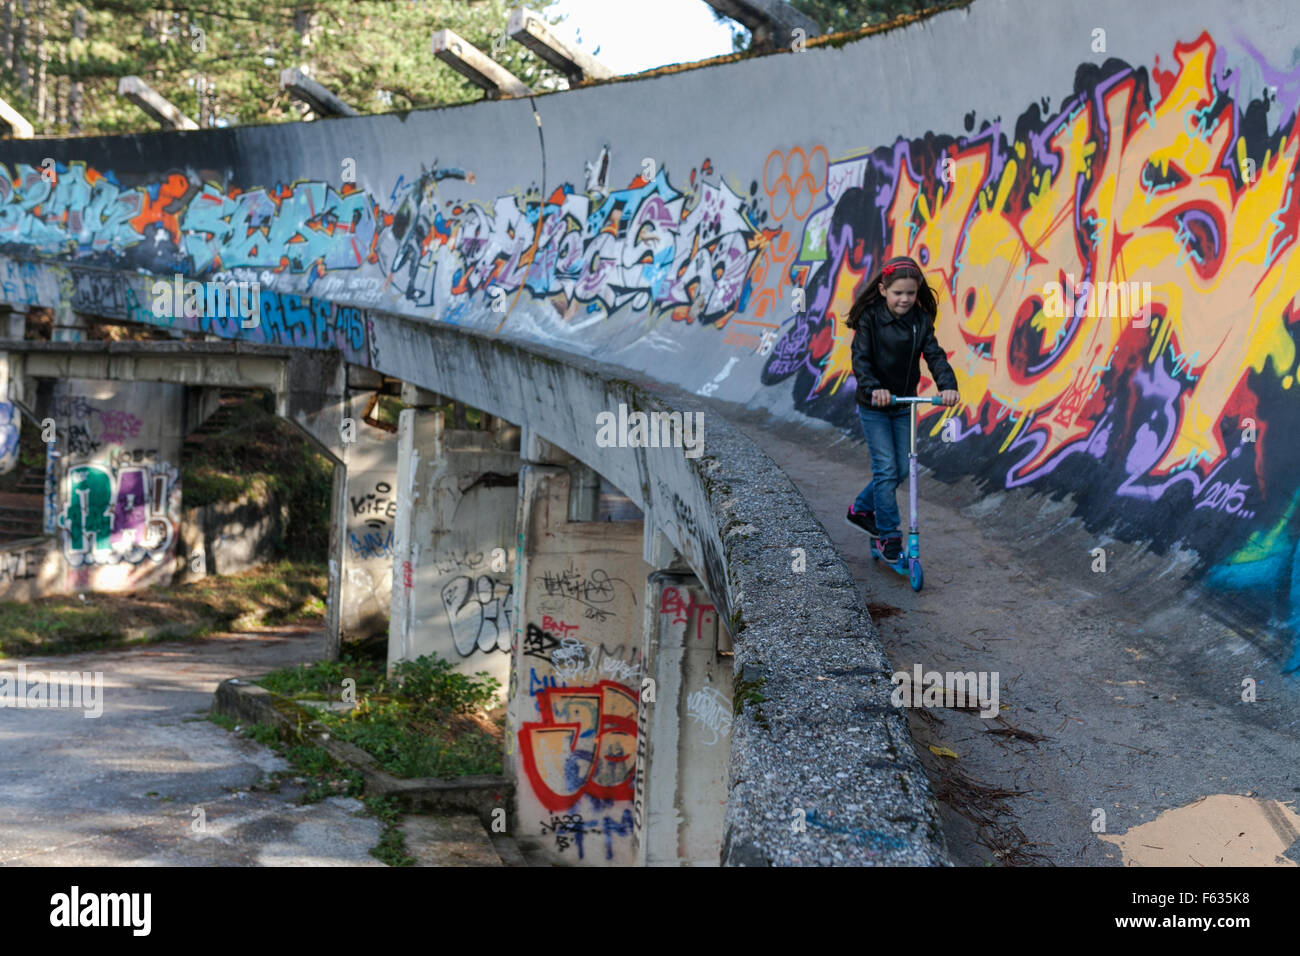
[13,349,286,393]
[279,67,360,118]
[400,381,442,407]
[117,76,200,131]
[431,28,532,98]
[506,7,613,81]
[0,97,34,138]
[702,0,821,49]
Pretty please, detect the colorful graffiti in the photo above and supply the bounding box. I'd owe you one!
[518,680,638,814]
[57,266,371,362]
[749,35,1300,667]
[0,155,771,330]
[3,26,1300,664]
[58,461,177,566]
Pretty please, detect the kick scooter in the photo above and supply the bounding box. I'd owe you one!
[870,395,944,592]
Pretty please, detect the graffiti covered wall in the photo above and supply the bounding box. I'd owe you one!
[1,0,1299,664]
[47,380,184,592]
[510,467,650,865]
[340,390,399,640]
[388,408,519,693]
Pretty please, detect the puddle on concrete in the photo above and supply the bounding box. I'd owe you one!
[1098,794,1300,866]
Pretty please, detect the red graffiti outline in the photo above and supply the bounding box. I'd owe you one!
[518,680,637,812]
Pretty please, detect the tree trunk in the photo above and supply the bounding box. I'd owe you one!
[35,0,47,125]
[15,0,29,99]
[68,4,84,134]
[2,1,13,75]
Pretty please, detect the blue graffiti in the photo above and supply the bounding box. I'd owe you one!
[804,809,911,854]
[0,402,18,474]
[348,528,393,560]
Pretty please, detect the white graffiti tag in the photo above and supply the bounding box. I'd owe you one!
[685,685,733,746]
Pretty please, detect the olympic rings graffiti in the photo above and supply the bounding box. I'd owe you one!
[763,145,829,221]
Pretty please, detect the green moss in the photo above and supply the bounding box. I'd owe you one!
[734,665,770,730]
[806,1,974,52]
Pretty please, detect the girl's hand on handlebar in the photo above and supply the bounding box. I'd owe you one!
[871,389,892,407]
[940,390,960,406]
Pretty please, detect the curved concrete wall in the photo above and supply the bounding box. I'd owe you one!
[4,0,1300,666]
[1,0,1298,864]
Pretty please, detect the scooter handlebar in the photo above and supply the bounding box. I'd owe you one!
[889,395,945,405]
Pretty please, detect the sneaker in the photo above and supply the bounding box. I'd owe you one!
[879,533,902,561]
[846,507,878,537]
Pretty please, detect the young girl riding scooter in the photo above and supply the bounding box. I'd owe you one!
[844,255,960,561]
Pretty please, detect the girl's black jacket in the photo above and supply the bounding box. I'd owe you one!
[851,302,959,406]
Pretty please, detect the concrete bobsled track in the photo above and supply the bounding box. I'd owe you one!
[3,0,1300,865]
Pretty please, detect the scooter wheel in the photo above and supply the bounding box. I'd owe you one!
[910,559,924,591]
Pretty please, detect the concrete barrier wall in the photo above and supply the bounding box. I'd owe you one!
[3,0,1299,663]
[2,0,1295,860]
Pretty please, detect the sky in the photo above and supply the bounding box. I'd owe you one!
[541,0,744,75]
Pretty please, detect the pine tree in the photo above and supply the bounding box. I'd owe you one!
[0,0,567,136]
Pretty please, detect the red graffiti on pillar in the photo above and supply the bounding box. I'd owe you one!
[541,614,579,637]
[518,681,637,812]
[658,586,718,641]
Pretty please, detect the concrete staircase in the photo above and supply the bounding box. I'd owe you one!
[0,464,47,543]
[181,389,256,453]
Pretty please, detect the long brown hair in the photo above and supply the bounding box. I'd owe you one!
[845,255,939,330]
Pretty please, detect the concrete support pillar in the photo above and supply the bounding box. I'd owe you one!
[519,425,573,466]
[1,306,26,341]
[567,462,601,522]
[399,382,442,408]
[387,407,520,694]
[0,349,18,474]
[507,464,653,866]
[338,388,400,644]
[324,462,346,658]
[635,570,733,866]
[50,303,91,343]
[45,379,186,592]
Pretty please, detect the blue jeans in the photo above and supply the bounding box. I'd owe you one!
[852,403,911,536]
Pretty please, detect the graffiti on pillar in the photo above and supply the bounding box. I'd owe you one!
[347,479,396,560]
[96,409,144,444]
[535,562,635,622]
[538,808,635,862]
[0,545,45,583]
[659,586,718,643]
[441,574,514,655]
[519,681,638,828]
[685,686,733,746]
[0,402,19,473]
[57,461,178,566]
[522,619,643,685]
